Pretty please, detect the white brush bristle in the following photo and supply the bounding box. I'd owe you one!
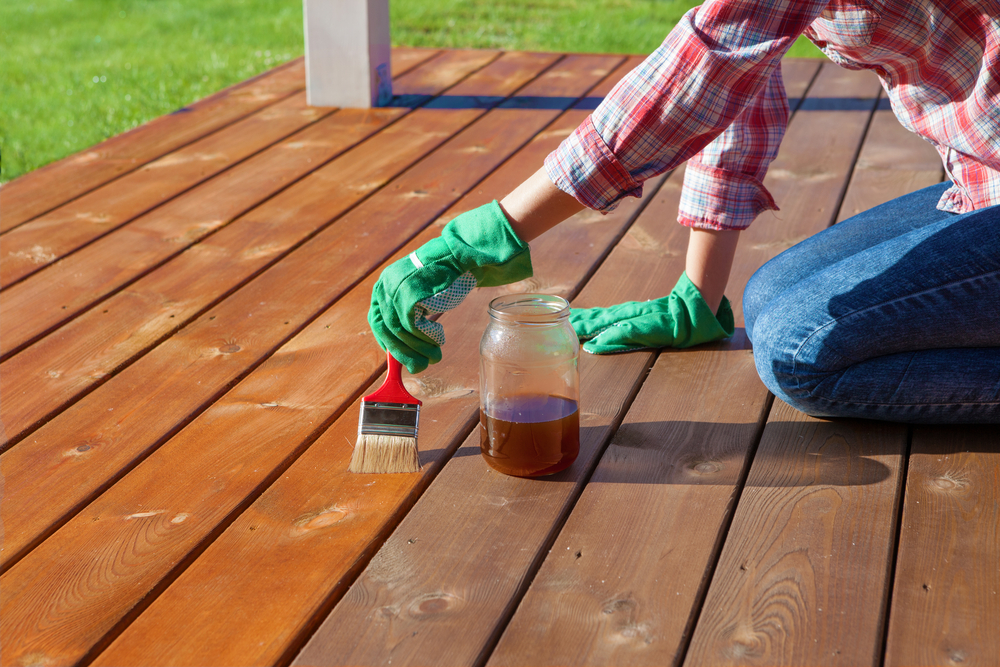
[350,433,420,474]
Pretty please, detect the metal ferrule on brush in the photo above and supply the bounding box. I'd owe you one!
[358,401,421,438]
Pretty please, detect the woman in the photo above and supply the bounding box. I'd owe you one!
[368,0,1000,424]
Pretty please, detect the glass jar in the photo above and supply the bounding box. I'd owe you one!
[479,293,580,477]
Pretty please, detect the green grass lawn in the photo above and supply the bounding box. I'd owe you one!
[1,0,822,184]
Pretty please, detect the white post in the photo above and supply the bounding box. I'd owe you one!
[303,0,392,107]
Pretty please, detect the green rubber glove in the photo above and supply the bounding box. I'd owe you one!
[369,201,532,374]
[571,272,735,354]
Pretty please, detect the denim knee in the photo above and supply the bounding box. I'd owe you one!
[748,298,840,418]
[743,259,791,343]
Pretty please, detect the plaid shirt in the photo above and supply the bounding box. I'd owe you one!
[545,0,1000,230]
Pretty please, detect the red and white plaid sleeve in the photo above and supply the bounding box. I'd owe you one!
[545,0,828,230]
[678,66,789,230]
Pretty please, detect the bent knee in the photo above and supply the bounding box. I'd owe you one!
[749,301,843,415]
[744,259,800,342]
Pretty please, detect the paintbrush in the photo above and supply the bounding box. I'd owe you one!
[350,351,422,473]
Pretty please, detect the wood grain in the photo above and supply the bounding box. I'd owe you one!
[884,428,1000,667]
[488,338,769,667]
[91,56,647,667]
[0,48,436,234]
[482,181,766,667]
[680,63,908,667]
[0,54,623,667]
[290,229,660,660]
[292,60,832,667]
[485,59,845,667]
[683,401,907,666]
[684,400,906,665]
[0,50,449,359]
[0,104,392,357]
[0,48,508,449]
[0,58,306,233]
[0,48,515,564]
[0,92,335,288]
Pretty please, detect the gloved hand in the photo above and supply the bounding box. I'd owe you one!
[369,201,532,374]
[571,271,734,354]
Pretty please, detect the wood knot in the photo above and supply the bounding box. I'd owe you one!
[726,638,764,660]
[602,598,637,615]
[291,505,349,536]
[219,343,241,354]
[948,649,967,664]
[408,592,461,617]
[14,652,58,667]
[403,376,474,402]
[929,471,968,492]
[64,438,104,458]
[690,460,722,475]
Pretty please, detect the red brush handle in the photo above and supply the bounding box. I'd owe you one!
[363,352,422,405]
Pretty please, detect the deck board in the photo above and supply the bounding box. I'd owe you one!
[685,402,907,666]
[0,48,519,564]
[0,50,621,665]
[0,54,516,567]
[0,47,523,661]
[836,97,944,222]
[0,93,335,289]
[0,50,525,448]
[680,63,904,666]
[291,58,824,667]
[884,426,1000,667]
[89,53,637,667]
[488,60,883,667]
[0,54,458,359]
[0,49,438,235]
[0,59,306,232]
[1,47,994,667]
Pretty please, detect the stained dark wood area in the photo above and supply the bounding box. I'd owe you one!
[1,48,995,667]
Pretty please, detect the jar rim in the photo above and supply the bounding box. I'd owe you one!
[488,293,570,323]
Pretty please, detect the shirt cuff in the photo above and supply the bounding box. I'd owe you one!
[543,114,644,213]
[678,163,779,231]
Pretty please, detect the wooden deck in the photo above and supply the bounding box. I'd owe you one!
[1,47,997,666]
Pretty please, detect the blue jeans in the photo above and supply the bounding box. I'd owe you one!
[744,182,1000,424]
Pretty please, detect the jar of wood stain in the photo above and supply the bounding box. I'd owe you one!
[479,294,580,477]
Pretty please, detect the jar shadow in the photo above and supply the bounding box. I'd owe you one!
[436,420,895,488]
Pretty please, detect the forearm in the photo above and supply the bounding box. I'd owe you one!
[685,227,740,313]
[498,168,584,243]
[488,167,741,318]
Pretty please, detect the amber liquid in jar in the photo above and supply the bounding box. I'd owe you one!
[480,394,579,477]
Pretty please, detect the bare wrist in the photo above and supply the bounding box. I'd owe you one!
[499,168,585,243]
[685,227,741,313]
